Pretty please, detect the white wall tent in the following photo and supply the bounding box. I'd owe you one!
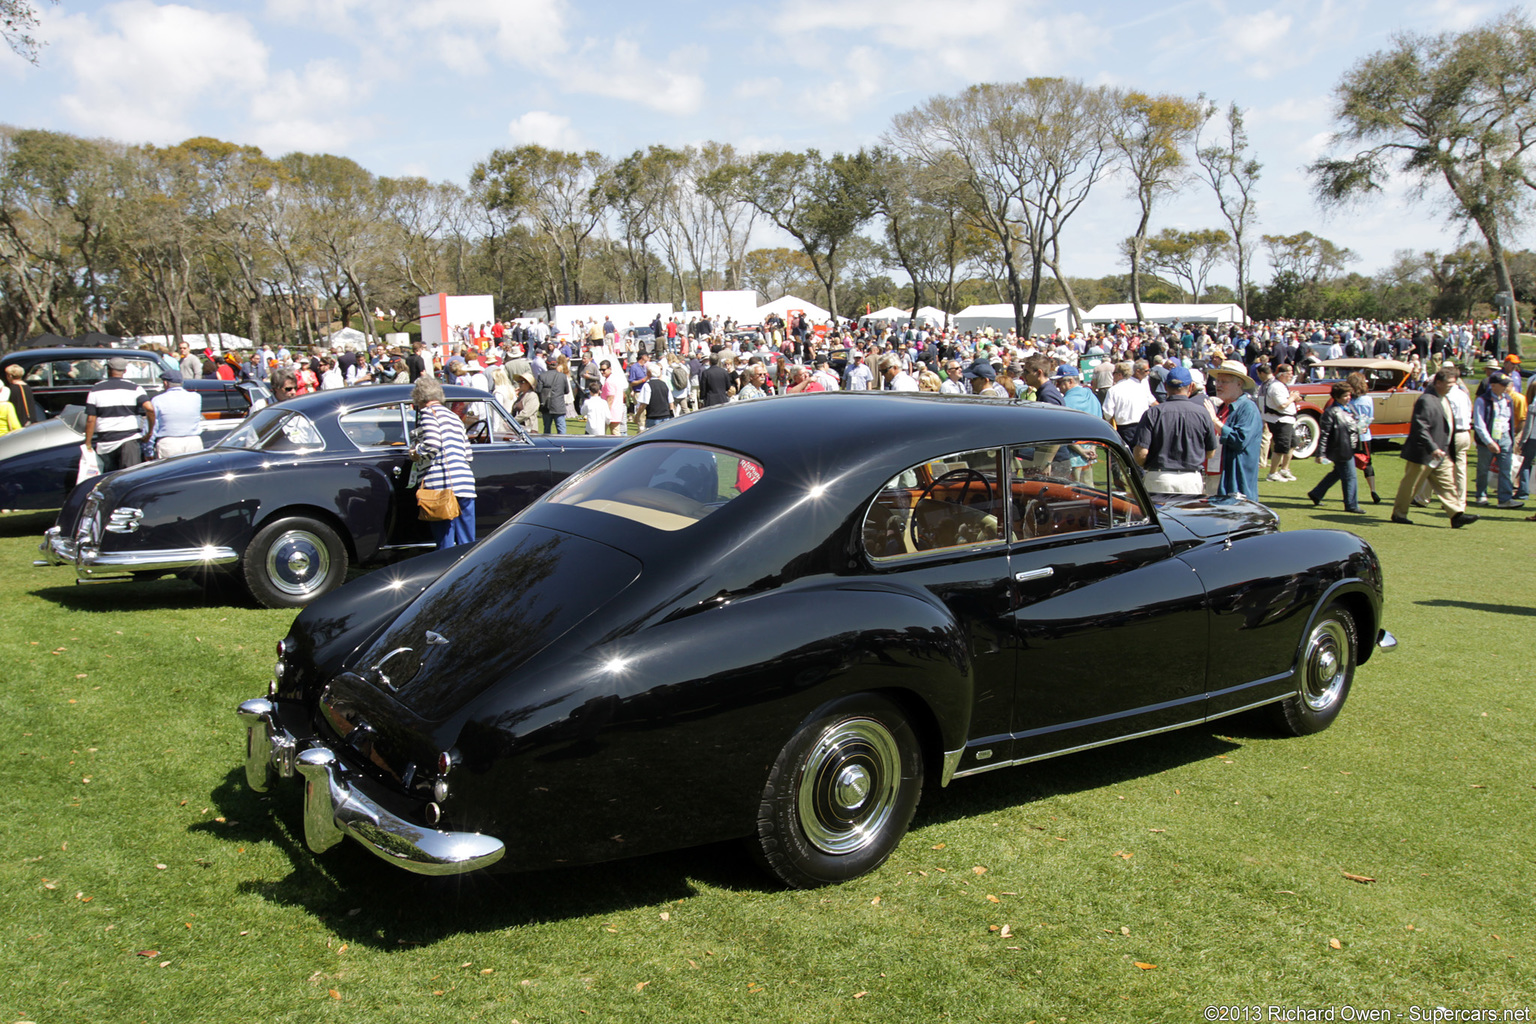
[756,295,832,323]
[1083,303,1246,325]
[953,303,1078,336]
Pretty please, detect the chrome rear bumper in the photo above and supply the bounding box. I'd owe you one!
[37,526,239,577]
[235,698,504,876]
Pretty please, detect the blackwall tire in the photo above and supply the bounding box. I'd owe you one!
[242,516,348,609]
[751,694,923,889]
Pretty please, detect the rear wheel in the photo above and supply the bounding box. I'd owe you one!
[1292,413,1321,460]
[242,516,349,609]
[1272,605,1355,735]
[751,694,923,888]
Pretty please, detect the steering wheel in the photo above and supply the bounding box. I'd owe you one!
[466,419,489,443]
[910,468,994,552]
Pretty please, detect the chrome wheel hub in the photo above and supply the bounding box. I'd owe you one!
[266,529,331,597]
[797,717,901,855]
[1302,618,1349,711]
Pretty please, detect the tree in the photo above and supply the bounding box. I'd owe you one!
[890,79,1118,336]
[1310,11,1536,355]
[1195,102,1261,319]
[471,146,608,305]
[726,148,877,322]
[601,146,684,303]
[1135,227,1231,301]
[741,247,814,301]
[3,0,54,63]
[1112,92,1203,321]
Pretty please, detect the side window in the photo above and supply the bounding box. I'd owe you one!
[863,448,1004,561]
[1009,441,1147,540]
[262,413,325,452]
[340,404,408,447]
[123,359,159,386]
[452,398,523,444]
[17,362,48,385]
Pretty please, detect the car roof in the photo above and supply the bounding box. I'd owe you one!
[1320,358,1412,372]
[270,383,501,418]
[1,347,171,364]
[645,392,1122,477]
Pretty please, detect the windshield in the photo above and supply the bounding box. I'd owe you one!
[548,443,762,532]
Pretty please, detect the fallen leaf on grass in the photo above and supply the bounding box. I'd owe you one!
[328,989,340,1000]
[854,991,868,999]
[634,981,649,992]
[987,895,1000,903]
[972,866,987,875]
[988,925,1000,933]
[1342,872,1376,884]
[931,843,945,850]
[481,969,493,975]
[1000,925,1012,938]
[137,950,159,958]
[41,880,57,890]
[75,674,87,679]
[1114,851,1133,860]
[1149,828,1166,833]
[1329,939,1342,950]
[659,912,670,921]
[1134,962,1157,970]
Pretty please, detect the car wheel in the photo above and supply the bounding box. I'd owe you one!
[752,694,923,888]
[1292,413,1321,460]
[242,516,349,609]
[1272,605,1355,736]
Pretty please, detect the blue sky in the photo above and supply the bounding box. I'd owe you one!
[2,0,1527,289]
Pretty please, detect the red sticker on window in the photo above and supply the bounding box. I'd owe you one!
[735,459,763,492]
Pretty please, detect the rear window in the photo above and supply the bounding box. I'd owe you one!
[548,443,762,532]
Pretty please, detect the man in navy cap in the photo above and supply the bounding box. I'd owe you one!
[963,358,1004,398]
[1133,365,1216,495]
[150,369,204,458]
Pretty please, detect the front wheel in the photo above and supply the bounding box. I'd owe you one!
[1291,413,1321,460]
[242,516,349,609]
[1271,605,1356,735]
[751,694,923,889]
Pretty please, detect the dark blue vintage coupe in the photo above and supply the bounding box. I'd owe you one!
[38,385,616,607]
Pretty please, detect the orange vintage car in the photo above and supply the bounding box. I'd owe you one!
[1289,359,1417,458]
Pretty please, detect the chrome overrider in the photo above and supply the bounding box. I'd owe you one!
[37,525,240,579]
[235,698,505,876]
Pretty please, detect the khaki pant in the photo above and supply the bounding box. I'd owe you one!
[156,435,203,459]
[1395,458,1465,518]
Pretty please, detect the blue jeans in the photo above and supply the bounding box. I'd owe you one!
[1515,437,1535,499]
[1475,439,1514,504]
[541,413,566,434]
[429,497,476,550]
[1309,458,1359,510]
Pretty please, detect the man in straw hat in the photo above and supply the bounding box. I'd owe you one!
[1207,360,1263,499]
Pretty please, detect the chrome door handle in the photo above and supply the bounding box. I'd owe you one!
[1014,567,1054,582]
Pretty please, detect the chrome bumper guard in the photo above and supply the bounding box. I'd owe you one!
[37,526,240,578]
[1376,630,1397,653]
[235,698,504,876]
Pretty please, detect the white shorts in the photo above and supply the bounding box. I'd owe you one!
[156,435,204,459]
[1142,469,1203,494]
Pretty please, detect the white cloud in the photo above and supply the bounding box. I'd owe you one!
[570,40,705,115]
[733,77,783,101]
[248,59,371,153]
[1220,9,1293,60]
[507,110,583,149]
[52,1,268,141]
[1416,0,1499,32]
[794,46,886,123]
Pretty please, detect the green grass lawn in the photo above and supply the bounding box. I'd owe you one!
[1,450,1532,1023]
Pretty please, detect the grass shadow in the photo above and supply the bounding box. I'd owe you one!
[0,510,56,538]
[1415,598,1536,617]
[29,577,252,612]
[197,768,772,948]
[914,727,1241,830]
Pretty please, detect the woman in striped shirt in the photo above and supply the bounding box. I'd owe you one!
[411,376,476,549]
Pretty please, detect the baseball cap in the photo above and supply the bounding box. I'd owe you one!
[1051,364,1080,379]
[159,369,183,384]
[1166,365,1194,386]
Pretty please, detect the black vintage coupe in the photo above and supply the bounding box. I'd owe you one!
[236,393,1394,886]
[39,385,616,607]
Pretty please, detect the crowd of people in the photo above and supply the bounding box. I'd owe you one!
[68,311,1532,532]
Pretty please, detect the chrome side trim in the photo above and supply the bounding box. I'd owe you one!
[940,746,964,787]
[1206,693,1291,721]
[950,716,1208,780]
[293,745,505,876]
[1376,629,1397,652]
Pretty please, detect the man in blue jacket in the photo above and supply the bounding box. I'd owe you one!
[1208,360,1262,500]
